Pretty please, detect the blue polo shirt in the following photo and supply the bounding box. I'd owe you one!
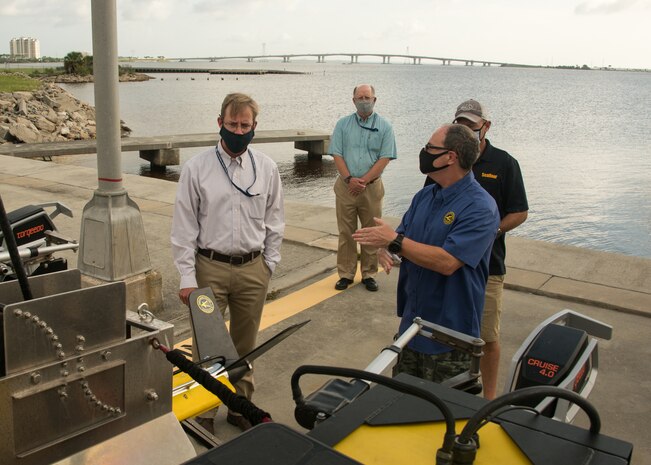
[328,112,397,177]
[396,172,499,354]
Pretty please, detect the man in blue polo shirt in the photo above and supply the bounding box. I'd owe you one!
[425,100,529,398]
[353,124,499,383]
[329,84,397,292]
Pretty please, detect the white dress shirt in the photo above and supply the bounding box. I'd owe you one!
[171,143,285,289]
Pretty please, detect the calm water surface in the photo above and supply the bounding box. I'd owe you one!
[58,61,651,258]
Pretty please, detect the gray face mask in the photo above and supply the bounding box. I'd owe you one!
[354,100,375,115]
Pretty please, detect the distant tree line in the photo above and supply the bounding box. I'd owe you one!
[64,51,134,76]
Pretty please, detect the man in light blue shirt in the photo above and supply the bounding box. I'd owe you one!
[329,84,397,292]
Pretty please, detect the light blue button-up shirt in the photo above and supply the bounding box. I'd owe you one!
[328,112,397,177]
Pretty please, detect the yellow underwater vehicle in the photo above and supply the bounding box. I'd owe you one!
[177,303,632,465]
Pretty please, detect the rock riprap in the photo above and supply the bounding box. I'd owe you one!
[0,73,131,145]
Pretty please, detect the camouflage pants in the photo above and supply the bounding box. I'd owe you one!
[393,347,472,383]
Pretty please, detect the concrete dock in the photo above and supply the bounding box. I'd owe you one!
[0,129,331,167]
[1,155,649,463]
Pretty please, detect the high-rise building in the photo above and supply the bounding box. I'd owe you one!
[9,37,41,59]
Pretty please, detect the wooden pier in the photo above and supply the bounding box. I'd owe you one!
[0,129,330,167]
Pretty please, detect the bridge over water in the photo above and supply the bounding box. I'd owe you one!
[167,53,532,67]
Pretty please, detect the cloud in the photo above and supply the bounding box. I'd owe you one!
[574,0,641,14]
[192,0,263,16]
[120,0,175,21]
[0,0,88,22]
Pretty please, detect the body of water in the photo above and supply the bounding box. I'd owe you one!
[57,60,651,258]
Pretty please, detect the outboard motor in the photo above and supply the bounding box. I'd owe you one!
[504,309,612,423]
[0,202,77,281]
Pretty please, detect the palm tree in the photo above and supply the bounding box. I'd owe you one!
[63,51,87,75]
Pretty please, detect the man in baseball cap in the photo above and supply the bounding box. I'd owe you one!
[455,99,489,123]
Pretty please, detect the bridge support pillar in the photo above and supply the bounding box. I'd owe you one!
[294,139,329,160]
[139,148,180,168]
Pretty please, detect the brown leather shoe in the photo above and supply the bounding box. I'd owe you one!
[227,413,253,432]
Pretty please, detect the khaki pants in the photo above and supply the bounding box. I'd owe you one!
[195,253,270,401]
[334,176,384,280]
[480,275,505,343]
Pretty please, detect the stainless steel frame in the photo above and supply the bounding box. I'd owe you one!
[0,270,195,465]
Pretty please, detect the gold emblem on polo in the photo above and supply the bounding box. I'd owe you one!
[196,295,215,314]
[443,211,455,225]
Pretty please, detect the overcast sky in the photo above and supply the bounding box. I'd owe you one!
[1,0,650,69]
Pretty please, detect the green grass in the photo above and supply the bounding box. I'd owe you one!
[0,74,42,92]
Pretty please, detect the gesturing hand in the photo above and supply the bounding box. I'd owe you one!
[352,217,397,248]
[378,248,395,274]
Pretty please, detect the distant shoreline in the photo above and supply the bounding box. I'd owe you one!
[2,59,649,74]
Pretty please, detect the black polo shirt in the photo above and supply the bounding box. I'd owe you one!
[472,140,528,274]
[424,139,528,275]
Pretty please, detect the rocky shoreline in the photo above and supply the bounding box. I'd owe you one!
[39,72,154,84]
[0,72,151,145]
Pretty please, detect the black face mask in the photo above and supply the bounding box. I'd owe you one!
[220,126,255,155]
[419,148,451,174]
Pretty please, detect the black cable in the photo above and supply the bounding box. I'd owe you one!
[458,385,601,445]
[291,364,457,455]
[0,194,32,300]
[165,348,272,425]
[473,404,541,432]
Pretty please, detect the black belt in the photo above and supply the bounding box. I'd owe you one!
[198,248,261,265]
[367,177,380,185]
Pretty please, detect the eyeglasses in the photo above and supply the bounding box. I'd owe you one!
[424,143,450,155]
[223,121,254,132]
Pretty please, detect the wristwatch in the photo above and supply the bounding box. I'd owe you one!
[344,175,352,184]
[388,233,405,254]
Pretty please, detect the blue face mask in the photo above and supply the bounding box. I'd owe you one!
[220,125,255,155]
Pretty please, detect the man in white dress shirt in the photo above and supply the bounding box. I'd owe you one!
[171,93,285,431]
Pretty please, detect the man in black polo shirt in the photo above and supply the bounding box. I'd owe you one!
[424,99,528,399]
